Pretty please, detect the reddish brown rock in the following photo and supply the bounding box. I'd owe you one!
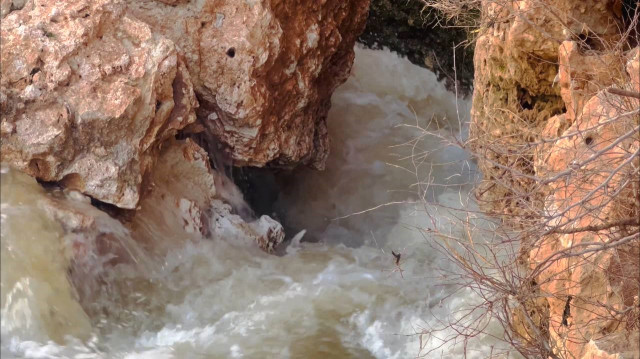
[473,1,639,357]
[530,46,639,359]
[0,0,197,209]
[1,0,369,211]
[127,0,370,169]
[532,85,639,358]
[557,41,626,121]
[532,47,640,357]
[470,0,625,218]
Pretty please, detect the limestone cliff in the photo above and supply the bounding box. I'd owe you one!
[471,0,639,357]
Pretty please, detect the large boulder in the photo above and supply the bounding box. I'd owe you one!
[127,0,370,169]
[1,0,370,210]
[0,0,197,209]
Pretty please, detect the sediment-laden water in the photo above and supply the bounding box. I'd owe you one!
[1,47,512,358]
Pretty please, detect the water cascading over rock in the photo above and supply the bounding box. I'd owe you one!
[0,0,370,255]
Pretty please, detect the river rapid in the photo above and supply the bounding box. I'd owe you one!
[1,47,512,358]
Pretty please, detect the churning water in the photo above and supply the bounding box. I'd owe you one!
[1,47,512,358]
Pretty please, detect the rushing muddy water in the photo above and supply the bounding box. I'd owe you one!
[2,47,513,358]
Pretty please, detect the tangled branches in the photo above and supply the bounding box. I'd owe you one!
[406,1,640,357]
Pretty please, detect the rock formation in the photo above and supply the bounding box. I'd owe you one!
[471,0,639,357]
[127,0,370,169]
[1,0,369,209]
[0,0,368,248]
[0,0,369,336]
[0,4,370,314]
[531,48,639,359]
[1,0,198,209]
[130,139,284,254]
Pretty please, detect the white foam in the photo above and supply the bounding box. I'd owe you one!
[1,47,513,358]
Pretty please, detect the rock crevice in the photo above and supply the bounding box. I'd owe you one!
[471,1,639,357]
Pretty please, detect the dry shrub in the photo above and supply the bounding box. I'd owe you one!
[406,1,640,357]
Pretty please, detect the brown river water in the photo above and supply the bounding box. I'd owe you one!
[1,47,514,358]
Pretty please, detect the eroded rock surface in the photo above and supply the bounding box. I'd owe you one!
[128,0,370,169]
[1,0,369,210]
[472,1,639,357]
[533,82,639,358]
[130,139,284,253]
[470,0,625,219]
[0,0,197,208]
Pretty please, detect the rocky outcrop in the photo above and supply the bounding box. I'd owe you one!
[2,142,283,332]
[470,0,627,220]
[471,3,557,219]
[127,0,370,169]
[0,0,367,343]
[0,0,197,209]
[1,0,369,210]
[531,49,639,359]
[37,141,284,267]
[472,0,639,357]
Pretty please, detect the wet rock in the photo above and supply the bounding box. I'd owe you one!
[209,200,285,253]
[30,138,283,297]
[129,139,218,248]
[14,139,284,321]
[0,0,365,256]
[130,139,284,253]
[127,0,370,169]
[0,0,197,209]
[39,188,143,279]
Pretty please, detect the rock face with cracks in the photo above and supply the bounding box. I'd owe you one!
[0,0,197,209]
[127,0,370,169]
[531,50,639,359]
[472,0,639,357]
[470,0,627,219]
[1,0,370,210]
